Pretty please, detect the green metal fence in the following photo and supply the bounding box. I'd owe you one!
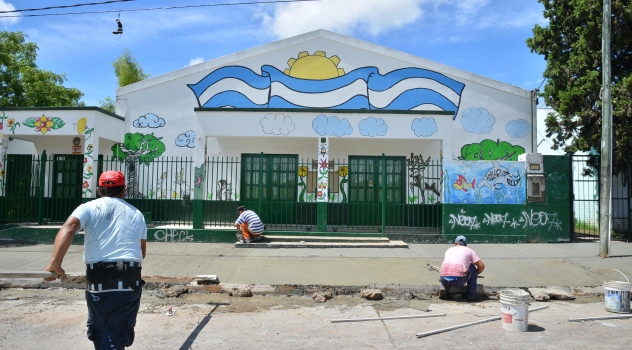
[571,154,599,240]
[1,151,443,234]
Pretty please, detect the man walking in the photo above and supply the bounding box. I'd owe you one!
[439,235,485,301]
[234,205,264,243]
[45,171,147,349]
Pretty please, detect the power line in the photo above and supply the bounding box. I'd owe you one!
[0,0,320,18]
[0,0,136,14]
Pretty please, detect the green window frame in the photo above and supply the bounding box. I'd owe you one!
[241,154,298,202]
[348,156,405,203]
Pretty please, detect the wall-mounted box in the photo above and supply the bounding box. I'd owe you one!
[519,153,544,174]
[527,174,546,203]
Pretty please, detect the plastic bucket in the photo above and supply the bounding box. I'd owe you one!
[500,289,531,332]
[604,269,631,314]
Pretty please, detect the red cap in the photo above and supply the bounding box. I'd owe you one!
[99,171,126,187]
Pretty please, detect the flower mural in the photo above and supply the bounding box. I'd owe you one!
[297,165,308,202]
[23,114,65,134]
[83,164,93,180]
[0,112,20,134]
[338,165,349,203]
[76,117,94,140]
[82,180,92,196]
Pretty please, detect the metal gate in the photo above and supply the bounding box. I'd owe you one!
[572,154,632,241]
[571,155,599,240]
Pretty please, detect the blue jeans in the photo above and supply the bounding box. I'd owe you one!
[439,264,478,296]
[86,289,142,350]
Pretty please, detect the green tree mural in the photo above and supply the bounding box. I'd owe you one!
[111,132,165,198]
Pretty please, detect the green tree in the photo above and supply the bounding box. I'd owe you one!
[112,48,150,87]
[111,132,165,198]
[526,0,632,174]
[0,31,83,107]
[99,96,116,113]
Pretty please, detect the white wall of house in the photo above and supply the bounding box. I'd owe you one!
[0,108,124,198]
[117,30,536,162]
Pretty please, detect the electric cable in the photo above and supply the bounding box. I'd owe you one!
[0,0,321,18]
[0,0,135,13]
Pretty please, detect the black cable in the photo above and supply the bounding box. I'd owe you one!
[0,0,320,18]
[0,0,136,13]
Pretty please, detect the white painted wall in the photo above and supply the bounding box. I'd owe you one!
[117,30,536,163]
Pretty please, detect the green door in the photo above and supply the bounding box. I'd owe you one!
[50,154,83,221]
[348,156,405,226]
[2,154,37,222]
[241,154,298,225]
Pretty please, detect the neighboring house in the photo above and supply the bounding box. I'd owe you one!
[3,30,572,243]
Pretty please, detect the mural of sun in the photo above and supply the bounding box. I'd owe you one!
[284,51,345,80]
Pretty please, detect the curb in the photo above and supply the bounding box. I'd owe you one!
[0,275,606,300]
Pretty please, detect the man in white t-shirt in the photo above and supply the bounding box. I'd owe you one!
[45,171,147,349]
[439,235,485,301]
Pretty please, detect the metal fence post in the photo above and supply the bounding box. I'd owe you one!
[258,152,264,213]
[37,150,47,225]
[381,153,386,234]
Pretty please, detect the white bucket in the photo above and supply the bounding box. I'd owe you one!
[500,289,531,332]
[604,269,631,314]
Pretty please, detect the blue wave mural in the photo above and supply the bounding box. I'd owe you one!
[188,64,465,118]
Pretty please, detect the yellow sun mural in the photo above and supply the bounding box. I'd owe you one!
[284,51,344,80]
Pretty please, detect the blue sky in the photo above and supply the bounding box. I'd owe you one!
[0,0,548,107]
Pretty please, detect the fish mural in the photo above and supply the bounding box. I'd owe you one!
[453,175,476,192]
[478,161,521,191]
[444,160,525,204]
[188,52,465,118]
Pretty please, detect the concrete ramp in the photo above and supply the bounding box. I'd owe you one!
[235,235,408,248]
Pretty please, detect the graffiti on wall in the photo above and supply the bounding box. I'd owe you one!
[444,160,525,204]
[187,51,466,118]
[447,209,563,231]
[154,228,194,242]
[406,153,441,204]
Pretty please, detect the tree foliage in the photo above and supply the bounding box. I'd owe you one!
[99,96,116,113]
[526,0,632,174]
[0,31,83,107]
[111,132,166,164]
[112,48,150,87]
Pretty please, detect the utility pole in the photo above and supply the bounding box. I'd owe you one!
[599,0,612,258]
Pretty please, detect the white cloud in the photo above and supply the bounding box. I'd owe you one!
[265,0,428,38]
[0,1,20,26]
[188,57,204,67]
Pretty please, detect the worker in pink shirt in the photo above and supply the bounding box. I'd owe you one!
[439,235,485,301]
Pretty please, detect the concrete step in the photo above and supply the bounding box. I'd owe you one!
[235,236,408,248]
[254,235,392,243]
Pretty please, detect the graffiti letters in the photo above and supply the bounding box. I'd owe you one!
[154,229,194,242]
[448,210,481,230]
[522,210,562,231]
[449,210,563,231]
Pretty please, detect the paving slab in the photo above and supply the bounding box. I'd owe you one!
[0,241,631,295]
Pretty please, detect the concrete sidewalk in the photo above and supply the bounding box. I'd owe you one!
[1,240,631,296]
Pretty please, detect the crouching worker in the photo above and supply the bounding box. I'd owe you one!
[439,235,485,301]
[45,171,147,350]
[235,205,264,243]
